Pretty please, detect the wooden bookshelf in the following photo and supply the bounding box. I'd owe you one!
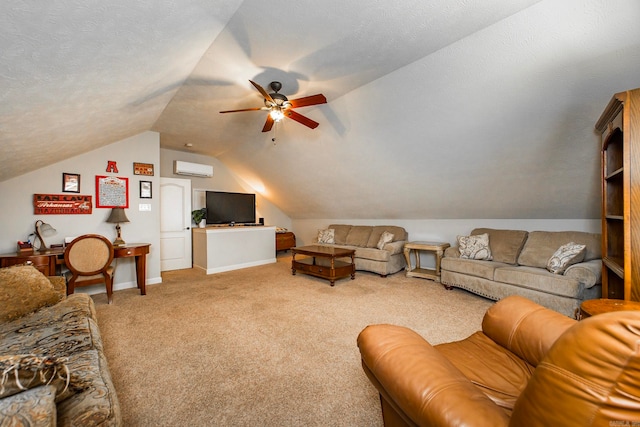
[595,88,640,301]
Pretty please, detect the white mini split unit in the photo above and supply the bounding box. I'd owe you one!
[174,161,213,177]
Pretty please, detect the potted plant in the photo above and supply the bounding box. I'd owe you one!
[191,208,207,228]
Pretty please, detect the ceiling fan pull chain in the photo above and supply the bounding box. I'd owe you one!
[272,122,278,145]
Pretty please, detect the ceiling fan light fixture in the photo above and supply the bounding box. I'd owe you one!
[270,108,285,122]
[220,80,326,132]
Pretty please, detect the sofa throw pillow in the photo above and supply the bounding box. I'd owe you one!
[317,228,335,244]
[376,231,394,250]
[0,385,58,426]
[546,242,586,274]
[0,354,71,400]
[0,265,63,322]
[457,233,493,260]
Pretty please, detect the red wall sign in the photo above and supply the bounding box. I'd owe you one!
[33,194,93,215]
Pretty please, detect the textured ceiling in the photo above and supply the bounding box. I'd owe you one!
[2,0,640,219]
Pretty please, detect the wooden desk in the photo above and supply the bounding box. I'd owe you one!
[0,243,150,296]
[113,243,150,296]
[0,248,65,276]
[579,298,640,319]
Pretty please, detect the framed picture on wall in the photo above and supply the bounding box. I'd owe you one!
[133,162,154,176]
[62,173,80,193]
[140,181,152,199]
[96,175,129,208]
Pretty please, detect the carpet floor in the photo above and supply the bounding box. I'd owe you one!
[93,255,493,426]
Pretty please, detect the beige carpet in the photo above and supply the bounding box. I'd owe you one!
[93,255,493,426]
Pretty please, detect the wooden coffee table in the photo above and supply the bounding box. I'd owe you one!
[291,245,355,286]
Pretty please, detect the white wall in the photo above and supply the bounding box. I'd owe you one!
[293,218,601,267]
[0,132,162,294]
[159,148,292,229]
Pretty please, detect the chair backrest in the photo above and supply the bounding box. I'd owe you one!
[509,310,640,426]
[64,234,114,276]
[482,295,577,367]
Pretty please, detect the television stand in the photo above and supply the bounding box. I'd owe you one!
[193,226,276,274]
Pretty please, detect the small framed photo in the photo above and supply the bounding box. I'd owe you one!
[133,162,154,176]
[140,181,152,199]
[62,173,80,193]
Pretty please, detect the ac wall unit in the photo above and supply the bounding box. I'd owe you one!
[174,161,213,177]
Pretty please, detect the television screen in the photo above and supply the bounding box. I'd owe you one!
[205,191,256,225]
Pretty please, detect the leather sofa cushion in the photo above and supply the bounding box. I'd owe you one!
[441,257,510,281]
[345,226,373,247]
[328,224,352,245]
[494,266,584,298]
[435,331,535,412]
[517,231,601,268]
[471,228,528,265]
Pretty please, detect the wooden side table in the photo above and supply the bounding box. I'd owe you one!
[403,241,450,282]
[276,231,296,252]
[579,298,640,319]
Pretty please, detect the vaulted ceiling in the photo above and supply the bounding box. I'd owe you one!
[2,0,640,219]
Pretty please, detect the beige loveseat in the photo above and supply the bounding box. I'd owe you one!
[0,265,121,425]
[314,224,408,277]
[441,228,602,317]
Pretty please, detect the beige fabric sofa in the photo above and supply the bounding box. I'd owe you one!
[441,228,602,317]
[0,265,121,426]
[314,224,408,277]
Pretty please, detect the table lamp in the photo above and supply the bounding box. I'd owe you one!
[106,208,130,247]
[33,220,56,250]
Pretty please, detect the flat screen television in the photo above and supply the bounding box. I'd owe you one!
[205,191,256,225]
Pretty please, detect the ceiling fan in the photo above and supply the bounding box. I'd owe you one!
[220,80,327,132]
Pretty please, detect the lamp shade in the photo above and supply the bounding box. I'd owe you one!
[106,208,130,224]
[34,220,56,250]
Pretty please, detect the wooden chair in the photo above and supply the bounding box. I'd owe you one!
[64,234,116,303]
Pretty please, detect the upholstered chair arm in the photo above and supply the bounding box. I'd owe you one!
[357,324,509,427]
[382,240,405,255]
[564,259,602,288]
[444,246,460,258]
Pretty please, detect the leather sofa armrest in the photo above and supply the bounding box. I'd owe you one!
[357,324,509,427]
[564,259,602,287]
[383,240,405,255]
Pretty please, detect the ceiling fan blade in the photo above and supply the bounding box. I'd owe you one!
[219,107,265,113]
[288,94,327,109]
[262,115,274,132]
[249,80,275,105]
[286,109,320,129]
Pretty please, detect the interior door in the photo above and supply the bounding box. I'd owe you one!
[160,177,192,271]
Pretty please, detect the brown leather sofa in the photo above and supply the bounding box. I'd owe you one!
[357,295,640,426]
